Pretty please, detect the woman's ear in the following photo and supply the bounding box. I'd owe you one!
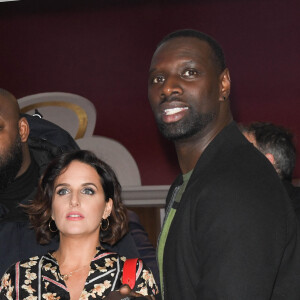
[18,117,30,143]
[103,198,113,219]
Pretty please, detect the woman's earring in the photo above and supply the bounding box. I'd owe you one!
[49,219,58,233]
[101,218,109,231]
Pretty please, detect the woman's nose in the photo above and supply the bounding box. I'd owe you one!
[69,194,80,207]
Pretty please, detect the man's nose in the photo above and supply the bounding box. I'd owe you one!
[161,76,183,98]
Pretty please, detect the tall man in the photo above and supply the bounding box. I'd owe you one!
[148,30,300,299]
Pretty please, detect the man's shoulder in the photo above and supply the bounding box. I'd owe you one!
[25,114,79,172]
[185,124,291,215]
[25,114,79,153]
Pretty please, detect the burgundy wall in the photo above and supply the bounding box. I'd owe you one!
[1,0,299,184]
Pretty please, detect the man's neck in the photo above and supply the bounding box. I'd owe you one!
[175,116,232,174]
[16,145,31,178]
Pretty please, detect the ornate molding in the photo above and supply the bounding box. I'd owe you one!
[122,185,169,207]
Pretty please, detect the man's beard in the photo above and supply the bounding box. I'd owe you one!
[155,110,216,141]
[0,135,23,191]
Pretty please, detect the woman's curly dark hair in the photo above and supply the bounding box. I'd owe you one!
[25,150,128,245]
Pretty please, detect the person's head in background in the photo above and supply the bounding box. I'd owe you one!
[241,122,296,182]
[0,88,31,190]
[26,150,128,246]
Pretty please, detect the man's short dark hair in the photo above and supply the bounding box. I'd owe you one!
[247,122,296,181]
[157,29,226,73]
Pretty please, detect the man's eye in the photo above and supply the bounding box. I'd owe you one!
[82,188,95,195]
[57,188,69,195]
[152,75,165,84]
[182,69,198,77]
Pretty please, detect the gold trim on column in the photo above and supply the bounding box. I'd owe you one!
[20,101,88,139]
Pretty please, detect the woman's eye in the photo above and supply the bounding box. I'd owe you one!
[82,188,95,195]
[57,188,69,195]
[152,75,165,84]
[182,69,198,77]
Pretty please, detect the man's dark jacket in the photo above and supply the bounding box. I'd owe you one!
[161,122,300,300]
[282,179,300,224]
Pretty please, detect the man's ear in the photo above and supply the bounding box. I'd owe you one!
[18,117,30,143]
[219,68,231,102]
[265,153,275,166]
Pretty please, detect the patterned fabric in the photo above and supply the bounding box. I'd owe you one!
[0,248,158,299]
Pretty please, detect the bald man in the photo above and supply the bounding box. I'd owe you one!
[0,90,31,193]
[0,89,64,275]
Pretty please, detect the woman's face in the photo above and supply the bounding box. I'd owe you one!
[51,160,112,238]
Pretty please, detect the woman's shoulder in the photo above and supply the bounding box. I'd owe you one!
[2,253,52,280]
[0,255,43,298]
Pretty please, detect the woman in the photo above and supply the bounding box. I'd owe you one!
[0,150,158,299]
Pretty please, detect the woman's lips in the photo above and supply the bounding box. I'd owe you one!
[66,212,84,220]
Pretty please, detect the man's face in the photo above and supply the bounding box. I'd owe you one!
[148,37,223,141]
[0,98,23,190]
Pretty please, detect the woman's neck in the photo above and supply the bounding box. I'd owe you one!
[54,235,100,268]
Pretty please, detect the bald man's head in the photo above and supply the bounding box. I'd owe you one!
[0,88,30,190]
[0,88,20,123]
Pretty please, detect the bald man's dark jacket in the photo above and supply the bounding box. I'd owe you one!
[161,122,300,300]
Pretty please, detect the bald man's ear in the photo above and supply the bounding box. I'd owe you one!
[219,68,231,102]
[18,117,30,143]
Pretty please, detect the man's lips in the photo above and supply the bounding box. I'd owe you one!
[66,212,84,220]
[163,107,188,116]
[161,106,189,123]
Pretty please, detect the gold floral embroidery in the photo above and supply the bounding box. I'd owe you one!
[43,263,59,281]
[43,263,52,271]
[142,270,155,288]
[5,286,14,300]
[21,260,38,268]
[42,292,61,300]
[79,290,93,300]
[24,295,38,300]
[25,270,37,281]
[92,280,112,297]
[104,258,114,268]
[30,257,39,261]
[1,273,11,289]
[94,263,107,273]
[22,284,36,294]
[136,286,148,296]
